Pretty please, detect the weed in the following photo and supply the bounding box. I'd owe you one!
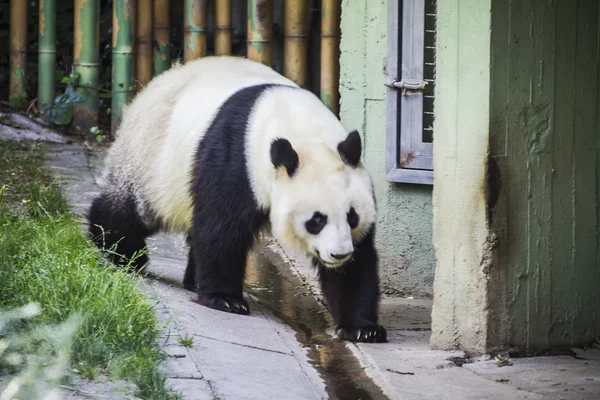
[40,73,86,126]
[90,126,105,142]
[0,302,81,399]
[179,335,195,348]
[9,93,28,111]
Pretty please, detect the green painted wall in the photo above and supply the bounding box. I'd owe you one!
[339,0,435,297]
[490,0,600,353]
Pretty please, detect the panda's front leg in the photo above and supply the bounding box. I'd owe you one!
[188,227,251,315]
[318,227,387,343]
[188,198,265,315]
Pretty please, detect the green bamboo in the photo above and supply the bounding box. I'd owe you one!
[73,0,100,131]
[184,0,208,62]
[38,0,56,107]
[112,0,136,135]
[9,0,28,107]
[247,0,273,66]
[153,0,170,76]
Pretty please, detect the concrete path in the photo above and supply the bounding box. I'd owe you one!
[44,141,600,400]
[279,242,600,400]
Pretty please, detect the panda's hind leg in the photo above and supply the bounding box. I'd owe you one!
[183,235,196,291]
[87,190,153,272]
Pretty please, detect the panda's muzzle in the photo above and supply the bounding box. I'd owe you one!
[315,249,352,267]
[331,252,352,261]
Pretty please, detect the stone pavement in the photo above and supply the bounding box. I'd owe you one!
[0,112,70,144]
[44,141,600,400]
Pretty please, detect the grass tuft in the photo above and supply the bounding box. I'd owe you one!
[178,335,195,348]
[0,140,181,399]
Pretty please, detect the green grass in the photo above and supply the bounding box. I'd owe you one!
[0,140,181,399]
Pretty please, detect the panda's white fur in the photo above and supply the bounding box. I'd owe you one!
[100,56,376,267]
[101,56,295,231]
[247,87,377,266]
[90,56,386,342]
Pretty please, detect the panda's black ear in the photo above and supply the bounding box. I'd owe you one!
[338,130,362,168]
[270,138,299,177]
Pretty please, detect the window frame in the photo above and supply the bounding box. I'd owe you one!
[385,0,434,185]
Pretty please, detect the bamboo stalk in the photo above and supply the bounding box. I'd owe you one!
[135,0,153,90]
[184,0,208,62]
[320,0,340,116]
[215,0,232,56]
[283,0,307,87]
[73,0,100,130]
[112,0,136,136]
[153,0,170,76]
[9,0,28,106]
[247,0,272,66]
[38,0,56,107]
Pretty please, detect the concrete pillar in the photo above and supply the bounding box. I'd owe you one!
[432,0,600,355]
[429,0,501,354]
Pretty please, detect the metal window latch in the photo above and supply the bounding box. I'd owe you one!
[385,79,428,95]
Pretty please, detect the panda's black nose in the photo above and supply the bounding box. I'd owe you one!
[331,252,352,260]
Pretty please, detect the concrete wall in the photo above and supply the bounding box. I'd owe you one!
[338,0,435,298]
[489,0,600,354]
[430,0,600,354]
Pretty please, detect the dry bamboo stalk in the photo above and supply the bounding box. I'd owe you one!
[135,0,153,90]
[215,0,232,55]
[320,0,340,116]
[283,0,308,87]
[9,0,28,105]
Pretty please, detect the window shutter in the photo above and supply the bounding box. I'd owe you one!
[386,0,437,185]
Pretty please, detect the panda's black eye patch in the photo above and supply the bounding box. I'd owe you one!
[347,207,359,229]
[305,212,327,235]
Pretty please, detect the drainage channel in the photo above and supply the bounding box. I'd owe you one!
[244,247,389,400]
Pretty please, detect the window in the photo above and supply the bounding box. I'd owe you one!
[385,0,437,185]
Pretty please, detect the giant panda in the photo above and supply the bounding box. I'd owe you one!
[88,56,387,343]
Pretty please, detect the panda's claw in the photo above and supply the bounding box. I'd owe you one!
[196,294,250,315]
[336,324,387,343]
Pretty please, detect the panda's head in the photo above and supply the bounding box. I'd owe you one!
[269,131,376,268]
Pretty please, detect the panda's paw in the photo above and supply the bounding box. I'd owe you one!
[335,325,387,343]
[196,294,250,315]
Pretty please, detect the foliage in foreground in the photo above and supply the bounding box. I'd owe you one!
[0,140,180,399]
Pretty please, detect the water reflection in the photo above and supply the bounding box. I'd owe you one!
[245,249,389,400]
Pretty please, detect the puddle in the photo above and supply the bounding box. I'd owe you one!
[245,248,389,400]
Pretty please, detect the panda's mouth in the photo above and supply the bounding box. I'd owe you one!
[322,260,344,268]
[314,250,351,268]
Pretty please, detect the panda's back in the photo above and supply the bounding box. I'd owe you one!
[105,56,298,232]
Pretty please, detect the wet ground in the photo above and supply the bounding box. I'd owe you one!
[245,248,389,400]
